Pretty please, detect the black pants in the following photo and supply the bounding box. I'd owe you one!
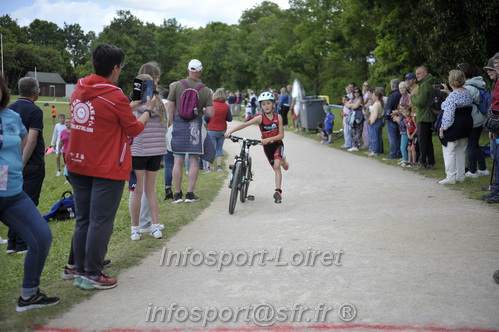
[69,172,124,275]
[467,126,486,173]
[23,164,45,206]
[417,122,435,166]
[280,105,290,126]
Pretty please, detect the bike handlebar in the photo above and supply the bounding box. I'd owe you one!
[227,135,261,146]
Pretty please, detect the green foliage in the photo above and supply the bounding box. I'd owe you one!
[1,0,498,100]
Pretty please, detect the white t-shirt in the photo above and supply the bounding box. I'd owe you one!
[51,123,66,151]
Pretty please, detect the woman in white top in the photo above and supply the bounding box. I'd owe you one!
[367,90,384,156]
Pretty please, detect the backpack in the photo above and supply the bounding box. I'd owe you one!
[178,79,205,120]
[465,83,491,114]
[484,109,499,134]
[43,190,76,221]
[430,84,447,116]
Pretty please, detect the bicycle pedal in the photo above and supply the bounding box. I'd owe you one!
[247,195,255,201]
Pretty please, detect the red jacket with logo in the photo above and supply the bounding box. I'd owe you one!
[66,74,144,181]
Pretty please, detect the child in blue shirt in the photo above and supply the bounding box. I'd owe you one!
[322,103,335,145]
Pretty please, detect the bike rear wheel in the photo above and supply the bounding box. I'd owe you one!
[229,162,242,214]
[240,157,252,203]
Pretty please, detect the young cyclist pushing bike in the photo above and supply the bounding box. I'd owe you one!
[225,92,289,203]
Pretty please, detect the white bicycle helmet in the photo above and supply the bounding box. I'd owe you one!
[258,91,275,103]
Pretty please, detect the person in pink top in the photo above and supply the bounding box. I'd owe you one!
[58,118,71,160]
[206,88,232,172]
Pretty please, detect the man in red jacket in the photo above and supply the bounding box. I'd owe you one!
[67,44,155,290]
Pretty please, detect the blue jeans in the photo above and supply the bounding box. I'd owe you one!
[0,191,52,297]
[386,121,401,159]
[208,130,226,157]
[163,151,174,188]
[369,118,384,154]
[400,134,409,162]
[69,172,124,276]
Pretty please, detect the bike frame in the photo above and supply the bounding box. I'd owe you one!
[227,135,261,214]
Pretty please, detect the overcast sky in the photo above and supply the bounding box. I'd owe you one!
[2,0,291,34]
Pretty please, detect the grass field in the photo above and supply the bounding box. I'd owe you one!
[0,100,495,330]
[0,97,228,331]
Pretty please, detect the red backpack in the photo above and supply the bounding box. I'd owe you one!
[178,79,205,120]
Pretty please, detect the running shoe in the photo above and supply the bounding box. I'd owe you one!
[184,192,200,202]
[273,191,282,204]
[16,290,60,312]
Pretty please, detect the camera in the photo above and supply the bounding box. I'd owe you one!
[132,78,154,103]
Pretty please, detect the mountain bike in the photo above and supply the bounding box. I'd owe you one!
[227,135,261,214]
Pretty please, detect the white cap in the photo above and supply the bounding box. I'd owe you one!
[188,59,203,72]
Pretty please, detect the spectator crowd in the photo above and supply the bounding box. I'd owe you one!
[1,43,499,314]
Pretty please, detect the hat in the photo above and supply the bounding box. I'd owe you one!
[188,59,203,72]
[484,52,499,71]
[404,73,416,79]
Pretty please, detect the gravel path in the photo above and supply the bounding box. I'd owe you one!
[43,122,499,332]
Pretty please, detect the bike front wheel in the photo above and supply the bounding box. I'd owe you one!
[229,161,242,214]
[240,157,252,203]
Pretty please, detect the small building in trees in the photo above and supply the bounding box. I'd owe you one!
[25,71,66,98]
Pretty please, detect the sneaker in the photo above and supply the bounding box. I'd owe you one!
[16,289,60,312]
[6,242,15,254]
[163,187,173,200]
[204,167,211,173]
[0,237,7,245]
[172,192,183,204]
[364,150,373,155]
[150,224,163,239]
[140,224,164,233]
[73,274,83,288]
[56,170,61,177]
[103,259,112,268]
[131,226,141,241]
[438,178,456,185]
[16,248,28,254]
[465,171,479,178]
[477,169,490,177]
[273,191,282,204]
[481,192,496,200]
[485,195,499,204]
[217,166,223,172]
[62,265,77,280]
[367,152,377,157]
[347,147,359,152]
[79,272,117,290]
[184,192,200,202]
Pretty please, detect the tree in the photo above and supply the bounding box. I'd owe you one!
[27,19,65,49]
[63,23,93,67]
